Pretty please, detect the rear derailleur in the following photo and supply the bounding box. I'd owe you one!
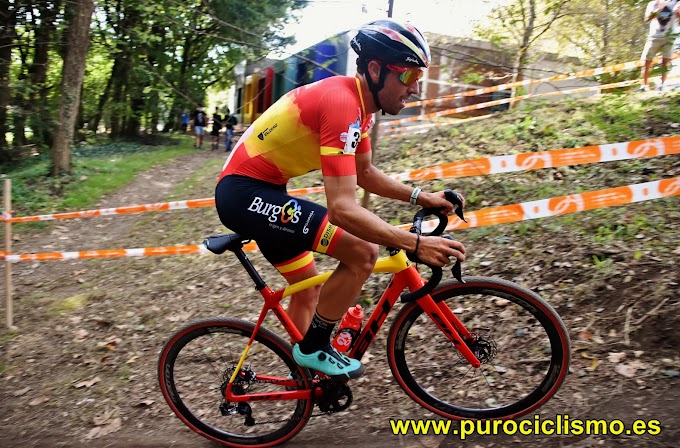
[219,367,256,426]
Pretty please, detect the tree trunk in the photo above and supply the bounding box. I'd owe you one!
[600,0,612,69]
[124,90,144,137]
[75,83,86,142]
[51,0,95,176]
[29,2,60,150]
[149,90,161,134]
[91,61,116,133]
[109,56,130,139]
[510,0,536,109]
[0,0,16,162]
[13,49,28,148]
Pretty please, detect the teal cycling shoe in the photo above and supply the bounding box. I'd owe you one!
[292,343,365,380]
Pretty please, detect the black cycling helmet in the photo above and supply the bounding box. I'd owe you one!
[351,19,430,111]
[351,19,430,68]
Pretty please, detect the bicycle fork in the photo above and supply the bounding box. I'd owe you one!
[402,267,482,369]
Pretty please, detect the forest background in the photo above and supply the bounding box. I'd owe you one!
[0,0,668,176]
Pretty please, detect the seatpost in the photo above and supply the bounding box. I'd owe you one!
[232,248,267,291]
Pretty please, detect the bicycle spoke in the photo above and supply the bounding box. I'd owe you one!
[388,278,570,419]
[159,318,312,446]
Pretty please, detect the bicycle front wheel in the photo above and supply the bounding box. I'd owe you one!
[387,276,570,420]
[158,318,313,447]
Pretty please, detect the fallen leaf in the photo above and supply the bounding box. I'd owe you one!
[97,336,122,350]
[74,376,101,389]
[577,330,591,341]
[607,352,626,363]
[13,387,31,397]
[98,417,122,436]
[85,427,101,440]
[615,361,646,378]
[85,416,123,439]
[28,396,49,406]
[220,278,232,286]
[586,358,598,372]
[134,399,155,407]
[93,408,118,426]
[73,329,89,341]
[615,364,637,378]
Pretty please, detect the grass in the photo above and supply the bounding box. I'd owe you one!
[1,139,195,220]
[48,293,89,316]
[1,91,678,255]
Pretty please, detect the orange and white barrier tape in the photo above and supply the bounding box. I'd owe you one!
[387,75,680,127]
[4,245,210,263]
[3,177,677,262]
[414,177,680,234]
[288,186,326,196]
[4,199,215,223]
[380,122,444,136]
[391,135,680,181]
[404,53,679,109]
[2,186,326,223]
[380,115,492,137]
[4,136,677,224]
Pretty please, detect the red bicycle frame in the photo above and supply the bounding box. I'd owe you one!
[224,249,480,403]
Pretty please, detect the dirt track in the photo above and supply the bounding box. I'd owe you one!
[0,147,678,448]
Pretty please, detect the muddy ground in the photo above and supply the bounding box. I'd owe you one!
[0,140,678,448]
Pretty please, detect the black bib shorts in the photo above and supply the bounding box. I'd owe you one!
[215,175,343,272]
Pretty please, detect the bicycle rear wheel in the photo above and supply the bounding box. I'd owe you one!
[387,276,570,420]
[158,318,313,447]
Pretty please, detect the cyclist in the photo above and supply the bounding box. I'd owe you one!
[215,19,466,379]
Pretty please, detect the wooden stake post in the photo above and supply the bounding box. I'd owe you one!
[4,179,12,327]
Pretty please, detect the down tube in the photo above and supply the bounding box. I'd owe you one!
[350,273,409,361]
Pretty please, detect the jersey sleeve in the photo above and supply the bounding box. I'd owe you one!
[317,90,366,177]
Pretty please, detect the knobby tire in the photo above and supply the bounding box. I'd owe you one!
[158,318,313,447]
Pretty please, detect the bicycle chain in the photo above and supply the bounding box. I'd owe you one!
[229,377,345,426]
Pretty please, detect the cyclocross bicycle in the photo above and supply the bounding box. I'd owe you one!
[158,191,571,447]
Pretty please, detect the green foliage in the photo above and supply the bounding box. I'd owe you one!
[461,70,485,86]
[583,94,674,142]
[372,89,679,259]
[48,294,89,316]
[591,255,614,274]
[2,140,194,218]
[2,0,308,163]
[546,0,646,68]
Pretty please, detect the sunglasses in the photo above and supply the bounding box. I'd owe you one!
[385,64,424,85]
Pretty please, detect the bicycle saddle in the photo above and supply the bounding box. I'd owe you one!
[203,234,249,254]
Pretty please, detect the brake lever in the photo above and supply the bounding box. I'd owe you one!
[442,234,465,283]
[452,260,465,283]
[444,189,467,223]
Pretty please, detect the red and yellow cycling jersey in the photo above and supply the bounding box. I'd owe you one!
[219,76,374,185]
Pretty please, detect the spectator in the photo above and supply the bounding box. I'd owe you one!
[191,104,207,149]
[640,0,680,91]
[210,107,223,151]
[180,111,189,134]
[224,108,238,152]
